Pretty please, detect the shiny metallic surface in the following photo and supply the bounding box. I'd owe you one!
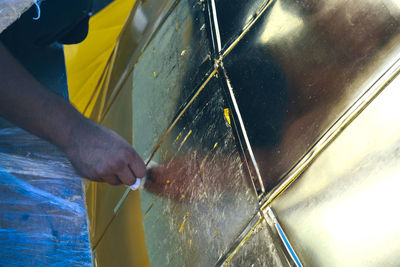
[219,207,302,266]
[210,0,267,50]
[271,73,400,267]
[100,0,177,115]
[260,55,400,211]
[224,214,289,267]
[90,0,400,265]
[140,76,259,266]
[222,0,400,193]
[265,207,302,267]
[129,0,214,160]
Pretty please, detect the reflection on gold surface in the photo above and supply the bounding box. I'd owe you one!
[224,0,400,193]
[261,57,400,209]
[272,74,400,266]
[259,1,303,44]
[213,0,400,264]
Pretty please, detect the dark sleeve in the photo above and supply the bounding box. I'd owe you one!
[0,0,93,46]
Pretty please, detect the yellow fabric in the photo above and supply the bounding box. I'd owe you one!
[64,1,151,266]
[64,0,135,117]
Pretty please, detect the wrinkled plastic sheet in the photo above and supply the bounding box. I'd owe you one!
[0,127,92,266]
[0,0,34,33]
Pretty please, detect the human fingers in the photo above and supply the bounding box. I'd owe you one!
[125,148,146,178]
[116,165,137,186]
[101,175,122,186]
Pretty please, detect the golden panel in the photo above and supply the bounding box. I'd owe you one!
[83,0,400,265]
[221,0,400,192]
[271,71,400,266]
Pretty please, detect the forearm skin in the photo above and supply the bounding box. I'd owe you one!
[0,41,84,151]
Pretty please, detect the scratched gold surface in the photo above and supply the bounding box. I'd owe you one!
[140,77,260,266]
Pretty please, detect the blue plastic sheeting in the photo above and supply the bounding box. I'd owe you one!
[0,127,92,266]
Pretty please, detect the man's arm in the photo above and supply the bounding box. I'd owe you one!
[0,42,146,186]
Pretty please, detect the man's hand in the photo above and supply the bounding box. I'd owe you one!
[0,42,146,186]
[66,118,146,186]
